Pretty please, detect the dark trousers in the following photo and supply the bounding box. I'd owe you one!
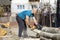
[16,15,27,37]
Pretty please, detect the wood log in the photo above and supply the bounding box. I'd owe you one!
[40,36,52,40]
[33,29,60,40]
[42,27,60,33]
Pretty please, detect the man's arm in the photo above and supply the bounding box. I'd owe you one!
[33,17,38,25]
[25,15,30,25]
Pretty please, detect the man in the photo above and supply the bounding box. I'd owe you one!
[16,8,38,38]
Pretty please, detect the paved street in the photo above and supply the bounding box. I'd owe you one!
[10,26,40,40]
[0,25,40,40]
[20,38,40,40]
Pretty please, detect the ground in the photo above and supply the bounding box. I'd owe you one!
[0,24,40,40]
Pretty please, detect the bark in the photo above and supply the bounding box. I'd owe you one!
[40,36,52,40]
[42,27,60,33]
[33,27,60,40]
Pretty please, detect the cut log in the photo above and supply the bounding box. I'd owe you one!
[33,29,60,40]
[42,27,60,33]
[40,36,52,40]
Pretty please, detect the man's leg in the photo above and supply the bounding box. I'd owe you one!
[16,16,25,37]
[23,21,28,37]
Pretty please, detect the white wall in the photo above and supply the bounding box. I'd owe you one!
[11,0,31,16]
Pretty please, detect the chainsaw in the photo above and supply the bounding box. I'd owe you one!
[29,23,42,30]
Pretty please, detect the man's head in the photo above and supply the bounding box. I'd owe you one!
[32,8,38,14]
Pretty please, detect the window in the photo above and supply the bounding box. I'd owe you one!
[17,5,25,9]
[29,0,40,2]
[31,5,37,8]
